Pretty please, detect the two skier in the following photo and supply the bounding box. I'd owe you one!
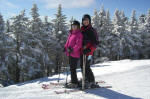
[64,14,99,88]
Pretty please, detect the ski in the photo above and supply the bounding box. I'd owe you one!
[42,84,51,89]
[50,80,105,86]
[54,85,112,94]
[42,80,106,90]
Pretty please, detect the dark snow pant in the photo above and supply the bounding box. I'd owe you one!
[80,55,95,83]
[69,56,79,84]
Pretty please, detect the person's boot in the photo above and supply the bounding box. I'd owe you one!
[66,82,78,88]
[89,82,100,88]
[78,79,91,89]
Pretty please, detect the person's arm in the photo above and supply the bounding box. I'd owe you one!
[85,28,98,55]
[88,45,96,55]
[64,33,71,49]
[84,43,96,55]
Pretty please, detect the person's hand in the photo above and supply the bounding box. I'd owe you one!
[67,47,73,53]
[87,55,92,60]
[83,48,91,54]
[83,45,86,49]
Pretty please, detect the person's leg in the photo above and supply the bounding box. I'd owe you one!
[80,55,83,71]
[70,56,79,84]
[80,55,94,82]
[85,56,95,83]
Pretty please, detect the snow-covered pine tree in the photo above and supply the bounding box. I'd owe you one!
[41,16,60,76]
[141,10,150,58]
[128,10,142,59]
[103,9,113,59]
[116,10,140,59]
[69,16,74,30]
[139,14,146,25]
[10,10,36,82]
[92,9,101,62]
[0,13,8,81]
[0,13,13,85]
[29,4,52,79]
[138,14,146,58]
[92,9,99,30]
[1,16,16,85]
[111,9,127,60]
[52,4,68,46]
[92,6,113,62]
[120,10,131,59]
[9,8,48,82]
[94,6,106,58]
[52,4,68,74]
[43,16,53,35]
[5,20,11,33]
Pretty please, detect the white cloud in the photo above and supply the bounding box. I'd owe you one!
[40,0,95,9]
[0,0,19,9]
[5,1,18,8]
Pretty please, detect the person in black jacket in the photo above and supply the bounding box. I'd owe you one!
[80,14,99,88]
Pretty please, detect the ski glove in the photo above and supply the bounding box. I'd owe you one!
[83,48,91,54]
[67,47,73,53]
[87,55,92,60]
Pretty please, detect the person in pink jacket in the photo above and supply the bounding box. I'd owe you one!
[64,20,83,88]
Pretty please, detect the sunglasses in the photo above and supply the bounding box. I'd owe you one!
[71,25,77,28]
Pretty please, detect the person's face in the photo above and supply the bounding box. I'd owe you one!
[83,18,90,26]
[72,25,78,30]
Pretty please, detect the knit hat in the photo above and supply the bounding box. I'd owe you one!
[72,20,80,29]
[82,14,91,24]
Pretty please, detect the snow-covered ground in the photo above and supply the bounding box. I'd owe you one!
[0,59,150,99]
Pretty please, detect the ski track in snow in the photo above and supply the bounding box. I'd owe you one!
[0,59,150,99]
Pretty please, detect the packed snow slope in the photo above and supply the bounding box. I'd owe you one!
[0,59,150,99]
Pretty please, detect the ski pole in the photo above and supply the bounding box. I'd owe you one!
[65,52,70,86]
[58,53,66,83]
[82,54,86,90]
[58,54,64,83]
[57,61,60,83]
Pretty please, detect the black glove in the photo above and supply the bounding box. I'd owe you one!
[83,48,91,54]
[67,47,73,53]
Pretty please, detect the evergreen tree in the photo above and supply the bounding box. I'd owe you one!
[42,16,59,76]
[96,6,107,58]
[92,9,100,31]
[6,20,11,33]
[0,13,4,34]
[52,4,68,74]
[141,10,150,58]
[10,10,34,82]
[97,7,113,59]
[69,16,74,30]
[0,13,8,81]
[112,9,126,60]
[52,4,68,46]
[128,10,142,59]
[30,4,51,79]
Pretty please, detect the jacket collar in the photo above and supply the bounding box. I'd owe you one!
[70,29,81,34]
[81,24,92,31]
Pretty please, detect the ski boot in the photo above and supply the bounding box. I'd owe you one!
[89,82,100,88]
[65,82,78,88]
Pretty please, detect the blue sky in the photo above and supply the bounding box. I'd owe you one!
[0,0,150,22]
